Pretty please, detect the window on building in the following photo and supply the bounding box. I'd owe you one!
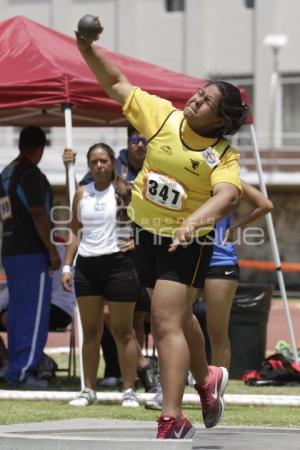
[244,0,255,8]
[165,0,185,12]
[282,76,300,146]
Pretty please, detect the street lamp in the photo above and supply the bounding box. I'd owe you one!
[263,34,288,169]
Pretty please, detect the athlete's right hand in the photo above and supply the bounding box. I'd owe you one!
[61,272,73,292]
[63,148,76,167]
[169,223,195,252]
[75,30,93,51]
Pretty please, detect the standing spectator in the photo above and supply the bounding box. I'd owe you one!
[79,123,146,186]
[204,180,273,368]
[76,26,248,438]
[114,125,156,391]
[0,241,76,379]
[63,127,158,393]
[0,127,60,388]
[61,142,140,408]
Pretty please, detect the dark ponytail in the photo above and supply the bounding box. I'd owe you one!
[209,81,249,137]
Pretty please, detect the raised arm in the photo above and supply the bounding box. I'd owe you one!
[75,31,133,106]
[62,148,78,202]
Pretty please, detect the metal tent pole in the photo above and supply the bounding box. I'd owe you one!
[249,123,298,363]
[63,104,85,389]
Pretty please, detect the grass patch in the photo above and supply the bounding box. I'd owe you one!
[1,353,300,427]
[0,401,299,428]
[221,404,300,427]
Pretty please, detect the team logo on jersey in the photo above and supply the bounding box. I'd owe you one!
[160,145,172,155]
[190,159,200,170]
[202,147,220,168]
[94,200,107,211]
[184,158,200,176]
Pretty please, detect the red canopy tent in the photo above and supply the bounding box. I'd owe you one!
[0,15,219,127]
[0,15,251,127]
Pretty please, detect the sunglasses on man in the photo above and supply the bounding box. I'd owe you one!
[129,135,147,145]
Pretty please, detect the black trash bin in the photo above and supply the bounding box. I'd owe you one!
[229,283,274,379]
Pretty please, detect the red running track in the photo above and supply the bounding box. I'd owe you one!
[45,298,300,354]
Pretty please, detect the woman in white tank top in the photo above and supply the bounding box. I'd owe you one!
[61,143,140,408]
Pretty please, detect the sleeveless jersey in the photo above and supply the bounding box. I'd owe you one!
[128,109,233,237]
[77,182,119,257]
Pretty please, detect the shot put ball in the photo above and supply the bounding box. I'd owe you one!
[77,14,103,42]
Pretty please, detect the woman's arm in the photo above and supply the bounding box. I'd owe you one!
[76,31,133,106]
[169,182,240,252]
[61,188,83,291]
[232,180,274,229]
[30,207,61,270]
[222,180,273,245]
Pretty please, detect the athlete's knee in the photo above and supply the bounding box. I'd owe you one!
[111,324,134,344]
[151,314,179,340]
[83,325,102,345]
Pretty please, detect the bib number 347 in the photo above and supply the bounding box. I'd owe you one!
[143,172,187,211]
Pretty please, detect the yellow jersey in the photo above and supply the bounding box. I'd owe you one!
[123,87,241,237]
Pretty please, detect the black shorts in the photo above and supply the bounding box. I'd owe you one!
[205,264,240,281]
[74,252,139,302]
[134,227,214,289]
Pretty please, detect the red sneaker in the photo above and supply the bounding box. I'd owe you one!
[156,414,196,439]
[194,365,228,428]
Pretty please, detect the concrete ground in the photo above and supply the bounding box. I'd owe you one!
[0,419,299,450]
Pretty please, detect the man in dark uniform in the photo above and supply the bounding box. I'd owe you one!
[0,127,60,387]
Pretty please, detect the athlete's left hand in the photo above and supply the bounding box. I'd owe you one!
[119,238,135,252]
[169,223,195,252]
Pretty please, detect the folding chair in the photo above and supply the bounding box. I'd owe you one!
[49,318,76,378]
